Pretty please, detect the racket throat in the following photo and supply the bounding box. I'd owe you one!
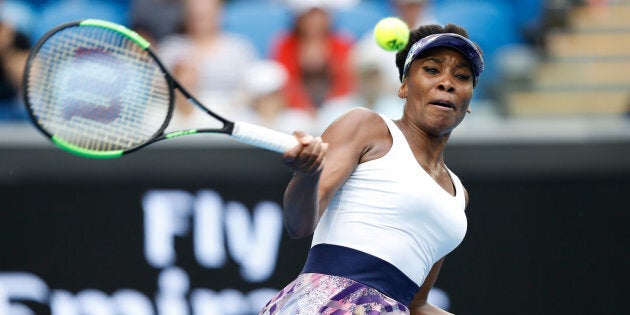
[224,121,235,134]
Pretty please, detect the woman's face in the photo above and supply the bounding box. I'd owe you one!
[184,0,221,35]
[398,46,474,136]
[295,8,331,38]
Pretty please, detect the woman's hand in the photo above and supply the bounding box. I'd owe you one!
[282,130,328,176]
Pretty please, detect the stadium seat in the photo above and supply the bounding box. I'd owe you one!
[30,0,129,43]
[428,0,526,99]
[331,1,392,41]
[222,1,292,58]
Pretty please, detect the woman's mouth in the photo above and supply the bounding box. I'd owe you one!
[429,100,455,110]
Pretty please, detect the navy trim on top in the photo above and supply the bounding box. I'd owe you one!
[301,243,419,306]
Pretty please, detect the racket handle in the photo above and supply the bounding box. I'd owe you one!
[231,121,299,153]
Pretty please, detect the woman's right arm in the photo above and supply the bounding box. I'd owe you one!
[281,131,328,239]
[282,108,389,238]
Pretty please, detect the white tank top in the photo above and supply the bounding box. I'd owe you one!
[311,115,468,287]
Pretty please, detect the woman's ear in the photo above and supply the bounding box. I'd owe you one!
[397,81,407,99]
[467,107,472,113]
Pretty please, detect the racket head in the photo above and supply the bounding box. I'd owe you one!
[23,19,174,158]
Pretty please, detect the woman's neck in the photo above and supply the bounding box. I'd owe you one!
[395,118,450,169]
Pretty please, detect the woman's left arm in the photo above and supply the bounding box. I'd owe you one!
[408,258,454,315]
[411,303,454,315]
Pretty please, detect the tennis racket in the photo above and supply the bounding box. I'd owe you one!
[22,19,299,159]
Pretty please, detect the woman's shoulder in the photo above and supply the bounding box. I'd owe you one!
[155,34,192,65]
[323,107,391,152]
[220,32,256,47]
[333,107,384,128]
[157,34,190,49]
[328,33,355,57]
[344,108,392,162]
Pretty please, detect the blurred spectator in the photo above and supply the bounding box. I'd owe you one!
[238,60,315,134]
[390,0,438,29]
[129,0,182,45]
[1,0,35,38]
[271,0,356,114]
[350,0,438,104]
[157,0,258,130]
[0,1,33,121]
[318,43,404,132]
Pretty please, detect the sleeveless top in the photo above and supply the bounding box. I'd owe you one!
[304,114,467,305]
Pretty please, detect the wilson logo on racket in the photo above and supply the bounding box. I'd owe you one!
[61,48,126,124]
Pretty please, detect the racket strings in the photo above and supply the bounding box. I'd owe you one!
[26,25,170,152]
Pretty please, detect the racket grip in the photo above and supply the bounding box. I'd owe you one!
[231,121,299,153]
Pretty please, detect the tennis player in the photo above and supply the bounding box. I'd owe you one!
[260,24,484,315]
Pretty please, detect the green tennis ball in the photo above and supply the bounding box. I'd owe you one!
[373,17,410,52]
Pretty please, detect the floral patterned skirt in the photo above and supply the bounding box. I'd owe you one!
[259,273,409,315]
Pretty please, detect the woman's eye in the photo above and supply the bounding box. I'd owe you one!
[456,74,471,81]
[423,66,438,74]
